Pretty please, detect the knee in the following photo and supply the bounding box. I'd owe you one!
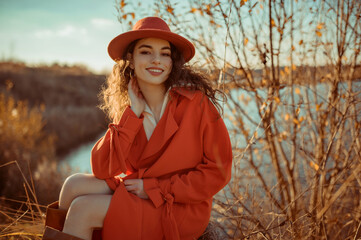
[67,195,92,220]
[66,195,106,224]
[61,173,89,198]
[64,196,94,231]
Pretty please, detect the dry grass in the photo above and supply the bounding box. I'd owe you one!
[0,196,45,240]
[0,73,74,239]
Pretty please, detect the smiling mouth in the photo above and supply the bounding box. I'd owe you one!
[146,68,164,76]
[147,68,163,73]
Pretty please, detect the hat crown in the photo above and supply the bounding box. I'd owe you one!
[108,17,195,62]
[132,17,171,32]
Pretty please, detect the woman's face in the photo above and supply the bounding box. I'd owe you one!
[131,38,172,88]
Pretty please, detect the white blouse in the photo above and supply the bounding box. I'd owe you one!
[142,89,170,140]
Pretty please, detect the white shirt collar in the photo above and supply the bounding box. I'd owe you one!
[142,88,171,140]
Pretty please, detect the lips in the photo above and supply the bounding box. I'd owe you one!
[146,67,164,76]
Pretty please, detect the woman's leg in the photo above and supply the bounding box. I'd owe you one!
[62,194,112,240]
[59,173,112,210]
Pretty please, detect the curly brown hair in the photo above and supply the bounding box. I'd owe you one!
[99,39,224,123]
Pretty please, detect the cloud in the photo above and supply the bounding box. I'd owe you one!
[34,25,88,39]
[91,18,117,28]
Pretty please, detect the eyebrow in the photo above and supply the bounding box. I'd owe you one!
[138,44,171,50]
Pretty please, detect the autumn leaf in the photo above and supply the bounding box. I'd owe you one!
[204,4,212,16]
[316,30,322,37]
[310,161,320,171]
[190,8,197,13]
[240,0,246,7]
[274,96,281,103]
[292,64,297,70]
[296,107,300,116]
[299,40,303,45]
[167,5,174,14]
[120,0,126,8]
[244,38,249,46]
[284,113,290,121]
[317,23,324,29]
[130,12,135,19]
[271,19,276,27]
[295,88,301,94]
[316,103,323,111]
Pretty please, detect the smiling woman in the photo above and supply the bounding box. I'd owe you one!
[41,16,232,240]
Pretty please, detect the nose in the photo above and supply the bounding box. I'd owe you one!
[152,54,160,64]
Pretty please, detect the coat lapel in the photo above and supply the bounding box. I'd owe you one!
[139,97,179,163]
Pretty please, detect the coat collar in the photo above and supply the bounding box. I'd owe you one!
[170,86,197,100]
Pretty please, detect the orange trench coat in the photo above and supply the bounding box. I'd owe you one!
[91,87,232,240]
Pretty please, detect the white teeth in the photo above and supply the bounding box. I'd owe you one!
[148,69,162,73]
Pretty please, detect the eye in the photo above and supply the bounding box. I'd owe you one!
[140,50,151,55]
[162,52,171,57]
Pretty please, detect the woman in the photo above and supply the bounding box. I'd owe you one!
[42,17,232,240]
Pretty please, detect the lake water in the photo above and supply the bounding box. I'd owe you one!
[60,134,103,173]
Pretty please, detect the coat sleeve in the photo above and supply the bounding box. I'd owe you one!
[91,107,144,179]
[143,98,233,207]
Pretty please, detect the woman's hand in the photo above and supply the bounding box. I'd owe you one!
[124,179,149,199]
[128,78,146,117]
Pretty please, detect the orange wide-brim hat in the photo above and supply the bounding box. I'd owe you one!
[108,17,195,63]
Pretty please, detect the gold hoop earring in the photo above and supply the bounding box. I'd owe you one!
[130,69,134,79]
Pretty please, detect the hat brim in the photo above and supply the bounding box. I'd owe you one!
[108,29,195,63]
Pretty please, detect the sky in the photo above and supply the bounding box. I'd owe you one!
[0,0,129,73]
[0,1,348,74]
